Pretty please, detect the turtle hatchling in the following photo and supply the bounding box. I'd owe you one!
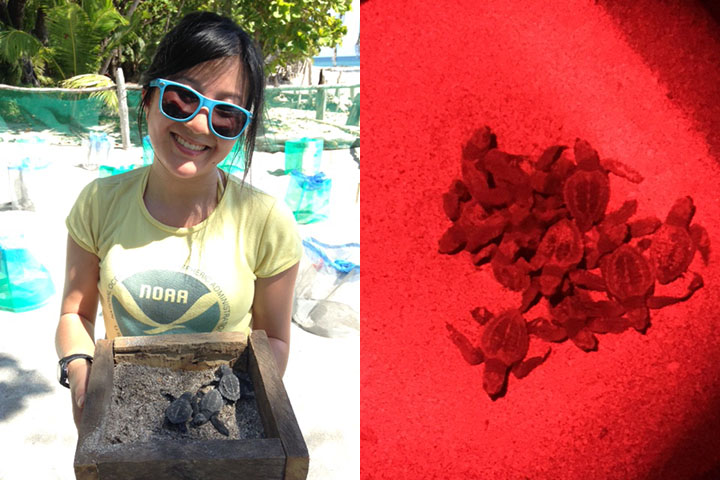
[216,364,242,402]
[192,388,229,436]
[164,392,194,433]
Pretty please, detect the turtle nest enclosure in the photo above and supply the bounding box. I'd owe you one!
[74,331,308,480]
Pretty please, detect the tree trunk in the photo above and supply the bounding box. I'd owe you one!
[0,2,12,27]
[21,56,38,86]
[7,0,26,29]
[124,0,141,18]
[31,6,46,44]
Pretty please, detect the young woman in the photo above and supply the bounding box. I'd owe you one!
[54,12,301,428]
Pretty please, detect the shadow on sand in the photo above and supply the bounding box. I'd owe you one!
[598,0,720,163]
[0,353,54,422]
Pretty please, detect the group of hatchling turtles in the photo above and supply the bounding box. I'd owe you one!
[441,126,710,399]
[164,364,253,436]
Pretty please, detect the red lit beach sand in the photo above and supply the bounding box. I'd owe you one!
[361,1,720,478]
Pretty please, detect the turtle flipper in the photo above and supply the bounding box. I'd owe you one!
[210,414,229,436]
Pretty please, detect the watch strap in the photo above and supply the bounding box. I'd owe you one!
[58,353,93,388]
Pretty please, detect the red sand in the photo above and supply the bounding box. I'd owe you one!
[361,1,720,479]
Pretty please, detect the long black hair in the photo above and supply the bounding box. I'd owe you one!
[137,12,265,176]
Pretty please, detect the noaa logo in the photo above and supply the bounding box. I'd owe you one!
[110,270,221,336]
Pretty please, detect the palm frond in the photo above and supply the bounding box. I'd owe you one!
[35,45,65,78]
[102,7,142,53]
[60,73,118,114]
[0,29,44,62]
[46,3,102,78]
[79,0,128,34]
[88,5,129,37]
[31,53,55,86]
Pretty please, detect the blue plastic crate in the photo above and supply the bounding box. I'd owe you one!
[0,236,55,313]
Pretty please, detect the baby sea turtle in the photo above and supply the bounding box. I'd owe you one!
[651,196,710,285]
[164,392,194,433]
[563,138,643,233]
[480,309,530,397]
[600,243,703,331]
[216,364,242,402]
[192,389,229,436]
[531,218,583,296]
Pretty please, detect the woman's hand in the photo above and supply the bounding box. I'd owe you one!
[68,358,92,429]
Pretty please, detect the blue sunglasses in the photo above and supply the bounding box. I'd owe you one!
[149,78,252,140]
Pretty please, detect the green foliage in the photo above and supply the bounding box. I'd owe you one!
[102,6,143,63]
[0,27,58,85]
[0,28,43,60]
[0,0,130,84]
[45,0,128,78]
[46,3,98,77]
[4,99,23,122]
[126,0,352,81]
[0,58,22,85]
[230,0,352,76]
[0,0,354,85]
[60,73,118,113]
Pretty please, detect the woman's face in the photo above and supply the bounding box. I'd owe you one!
[145,56,247,180]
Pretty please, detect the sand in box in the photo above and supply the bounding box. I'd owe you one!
[97,363,265,446]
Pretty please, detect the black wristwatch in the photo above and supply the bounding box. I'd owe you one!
[57,354,93,388]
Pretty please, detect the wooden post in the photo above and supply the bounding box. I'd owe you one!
[116,67,130,149]
[315,88,326,120]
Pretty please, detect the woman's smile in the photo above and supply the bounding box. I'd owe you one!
[171,132,209,155]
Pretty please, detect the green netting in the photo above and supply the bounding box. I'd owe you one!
[0,85,360,151]
[0,90,106,136]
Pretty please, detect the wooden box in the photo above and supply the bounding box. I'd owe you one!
[74,331,308,480]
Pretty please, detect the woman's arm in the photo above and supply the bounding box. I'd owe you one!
[55,235,100,428]
[251,263,300,377]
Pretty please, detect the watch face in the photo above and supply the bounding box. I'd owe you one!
[57,360,66,386]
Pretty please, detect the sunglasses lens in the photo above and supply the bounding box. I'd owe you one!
[212,104,248,138]
[161,85,200,120]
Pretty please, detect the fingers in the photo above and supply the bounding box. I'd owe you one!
[68,360,91,430]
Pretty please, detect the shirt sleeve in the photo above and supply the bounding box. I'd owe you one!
[254,199,303,278]
[65,180,101,255]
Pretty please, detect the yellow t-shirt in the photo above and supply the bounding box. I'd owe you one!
[66,166,302,340]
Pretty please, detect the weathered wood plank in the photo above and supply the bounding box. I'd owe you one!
[91,439,286,480]
[114,332,248,370]
[114,332,247,353]
[75,339,114,480]
[250,330,309,480]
